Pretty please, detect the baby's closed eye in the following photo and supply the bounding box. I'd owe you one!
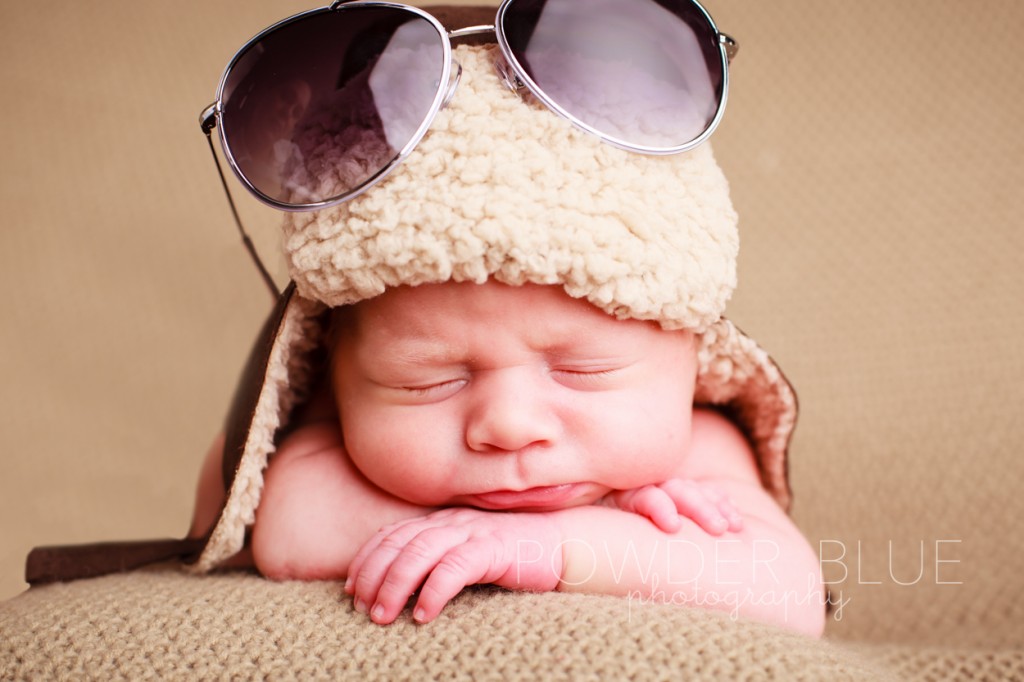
[549,366,625,390]
[398,378,468,400]
[380,376,468,403]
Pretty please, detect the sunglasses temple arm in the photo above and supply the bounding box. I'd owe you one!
[203,132,280,301]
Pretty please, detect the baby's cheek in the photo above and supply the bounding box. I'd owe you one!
[630,406,693,483]
[341,410,451,502]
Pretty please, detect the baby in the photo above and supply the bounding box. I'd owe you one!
[189,278,823,636]
[183,37,823,636]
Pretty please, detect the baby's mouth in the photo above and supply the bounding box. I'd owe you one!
[464,483,592,511]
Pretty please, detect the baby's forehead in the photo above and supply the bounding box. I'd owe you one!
[346,281,630,327]
[331,280,677,356]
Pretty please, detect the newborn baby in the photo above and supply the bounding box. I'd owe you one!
[190,280,823,636]
[184,42,823,638]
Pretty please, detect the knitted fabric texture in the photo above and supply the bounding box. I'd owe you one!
[1,568,905,681]
[10,568,1019,681]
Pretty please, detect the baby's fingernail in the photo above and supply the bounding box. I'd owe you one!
[370,603,386,622]
[343,576,352,592]
[354,597,367,614]
[413,607,427,623]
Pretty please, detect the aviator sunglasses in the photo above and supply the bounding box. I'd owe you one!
[199,0,737,294]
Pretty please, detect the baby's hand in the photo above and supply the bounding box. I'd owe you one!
[345,508,563,625]
[603,479,743,535]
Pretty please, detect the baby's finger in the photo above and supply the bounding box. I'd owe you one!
[661,480,730,536]
[345,517,421,595]
[626,486,683,532]
[368,526,469,624]
[716,495,744,532]
[412,539,498,623]
[686,482,743,532]
[349,520,443,612]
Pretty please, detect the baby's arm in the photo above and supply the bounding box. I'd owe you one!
[346,409,825,636]
[187,378,436,579]
[249,420,435,580]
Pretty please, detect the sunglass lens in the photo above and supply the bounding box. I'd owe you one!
[219,8,447,206]
[501,0,725,151]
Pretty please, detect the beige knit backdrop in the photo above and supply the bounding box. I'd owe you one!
[1,0,1021,650]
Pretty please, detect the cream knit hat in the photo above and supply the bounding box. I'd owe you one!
[188,39,798,573]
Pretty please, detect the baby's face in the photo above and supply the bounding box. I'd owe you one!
[332,280,698,510]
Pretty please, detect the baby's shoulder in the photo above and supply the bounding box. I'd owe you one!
[274,419,346,464]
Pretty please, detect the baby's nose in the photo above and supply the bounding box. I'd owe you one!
[464,370,559,454]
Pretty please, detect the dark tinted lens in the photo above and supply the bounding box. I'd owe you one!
[220,8,446,206]
[501,0,724,150]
